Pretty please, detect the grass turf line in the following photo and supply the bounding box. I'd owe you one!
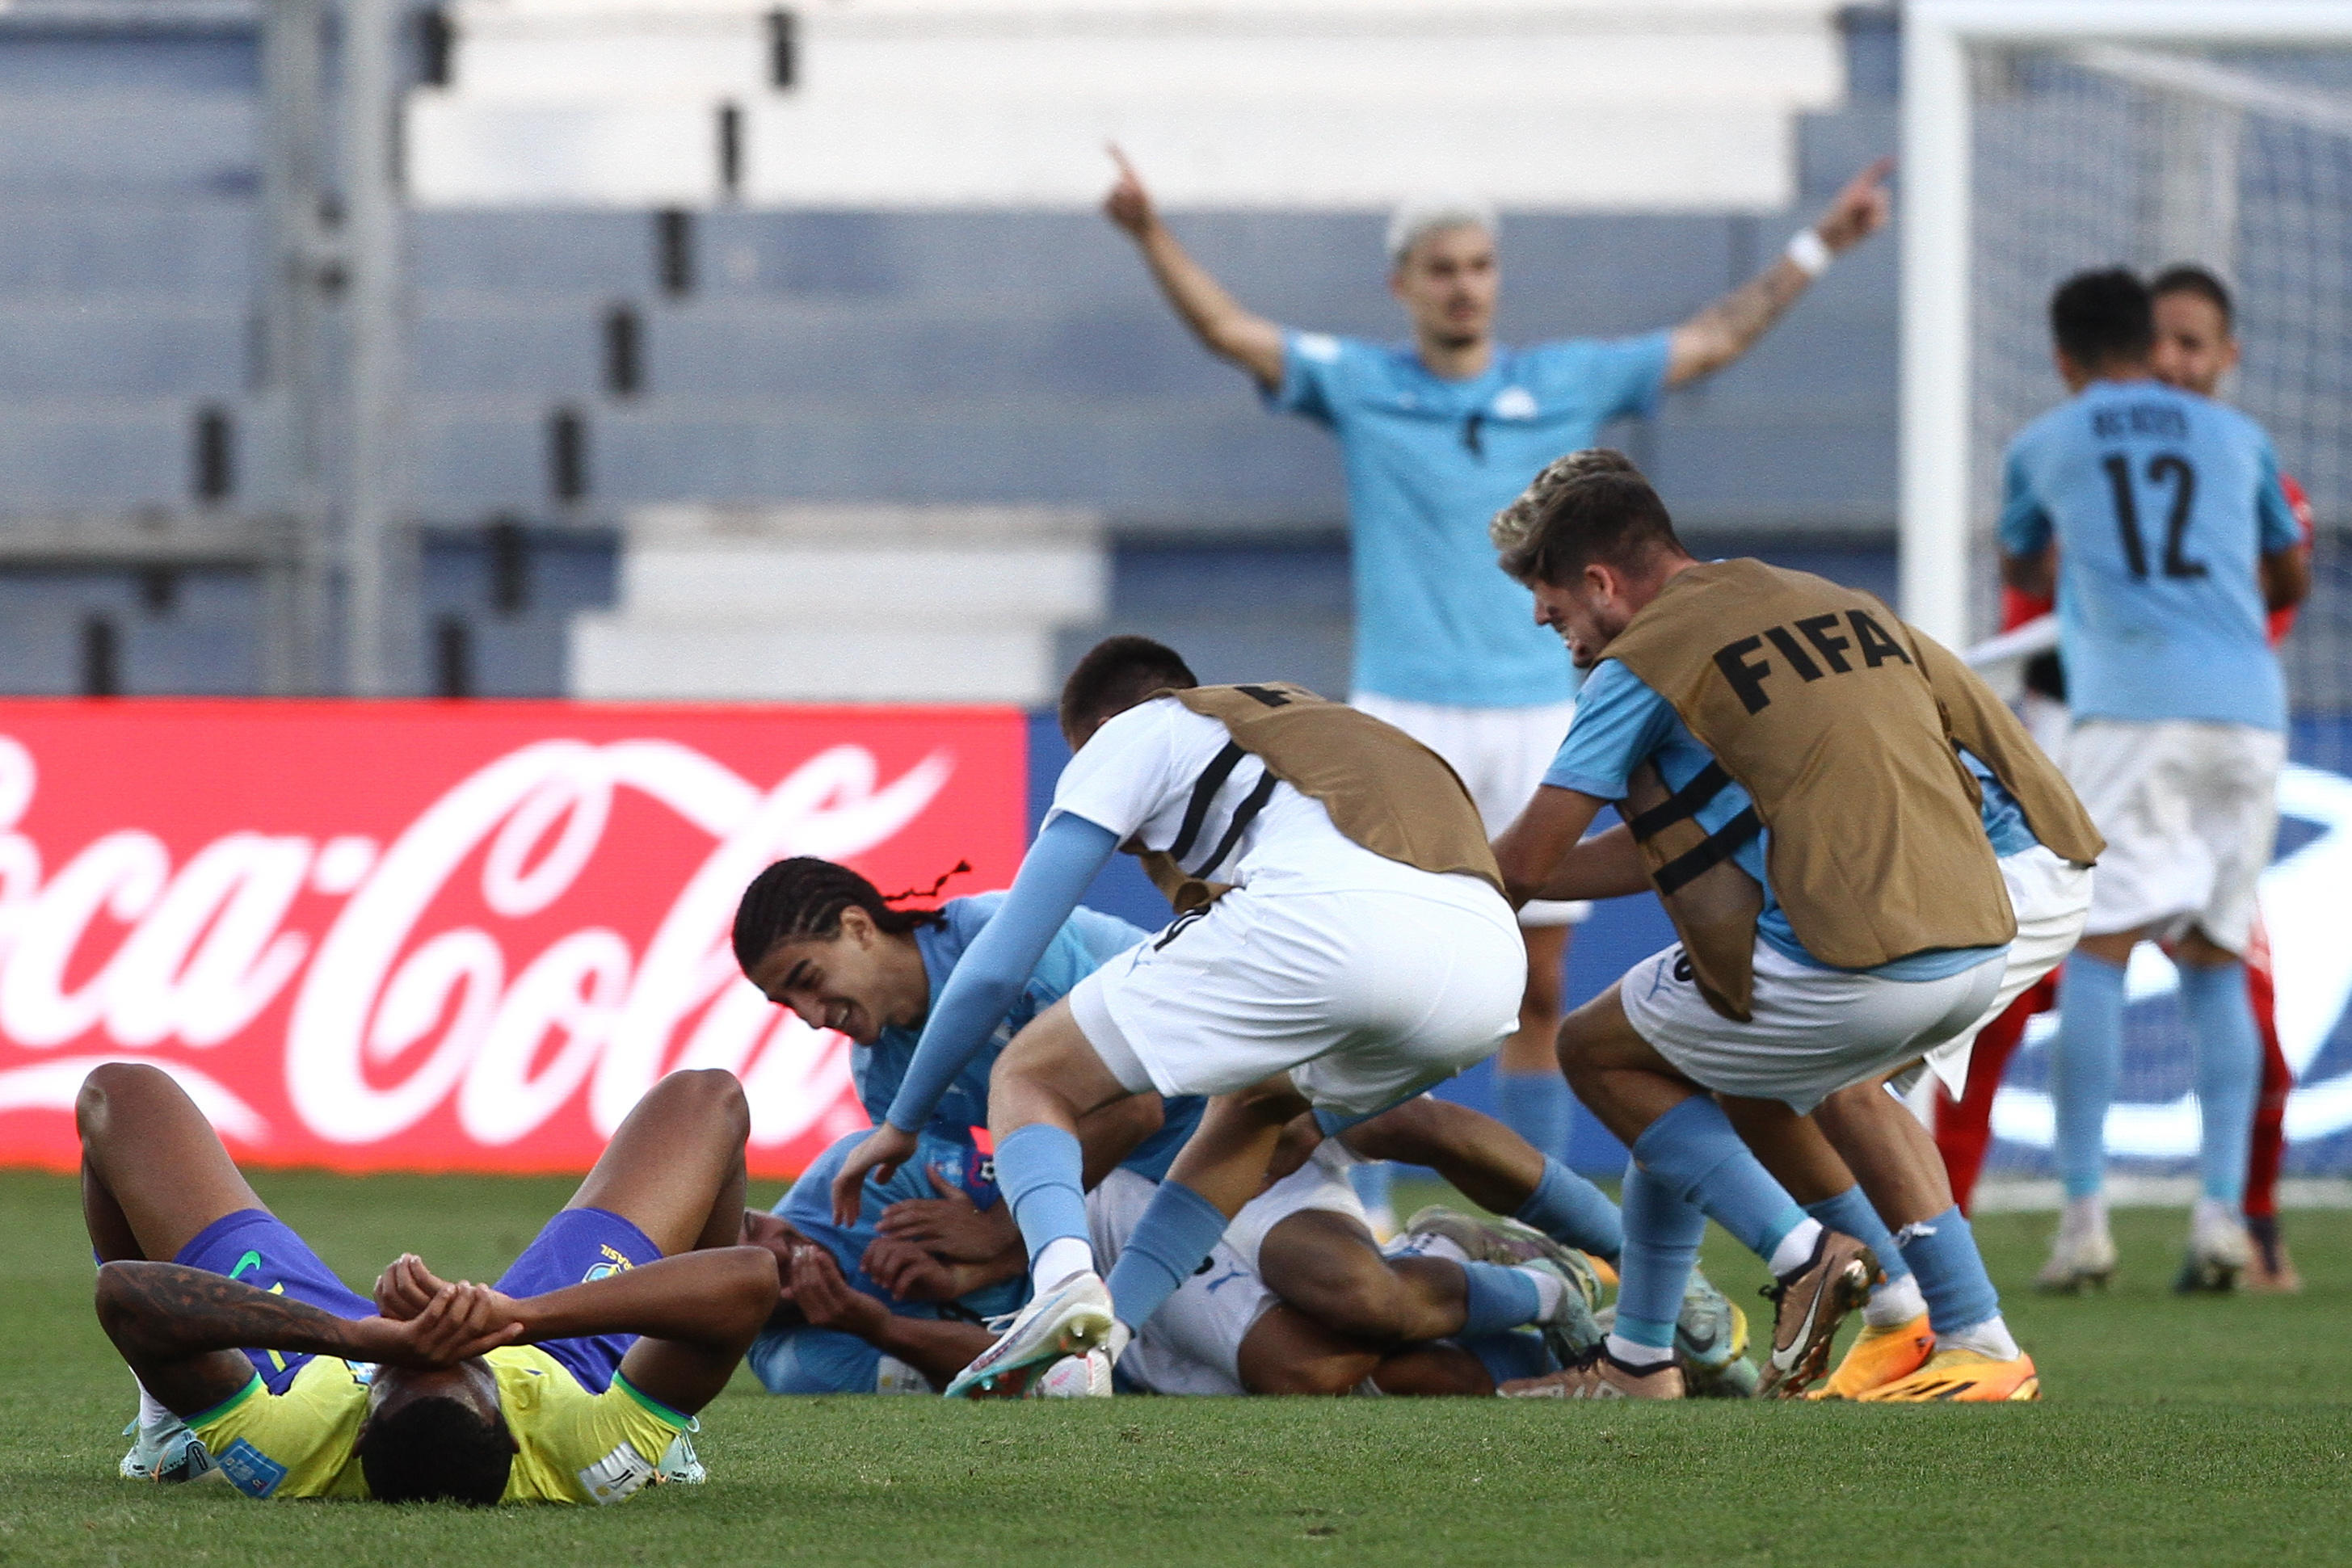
[3,1168,2348,1566]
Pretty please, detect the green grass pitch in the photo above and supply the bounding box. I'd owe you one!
[3,1167,2347,1567]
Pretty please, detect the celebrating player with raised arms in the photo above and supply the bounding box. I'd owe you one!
[1102,146,1893,1189]
[2000,270,2311,1294]
[89,1064,776,1503]
[1490,458,2102,1401]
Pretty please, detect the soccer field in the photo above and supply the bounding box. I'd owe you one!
[5,1171,2347,1567]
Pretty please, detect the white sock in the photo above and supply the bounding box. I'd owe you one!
[1031,1237,1094,1292]
[135,1377,175,1432]
[1937,1314,2021,1361]
[1862,1272,1928,1329]
[1604,1331,1672,1369]
[1768,1217,1824,1278]
[2060,1193,2108,1241]
[1519,1265,1568,1322]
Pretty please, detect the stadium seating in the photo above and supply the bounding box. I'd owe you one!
[0,0,1902,697]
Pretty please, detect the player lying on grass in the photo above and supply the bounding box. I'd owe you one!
[1489,456,2102,1402]
[743,1108,1754,1398]
[735,843,1647,1380]
[88,1062,776,1503]
[745,1128,1609,1397]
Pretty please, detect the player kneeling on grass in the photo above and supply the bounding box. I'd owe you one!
[88,1062,776,1503]
[1489,457,2103,1402]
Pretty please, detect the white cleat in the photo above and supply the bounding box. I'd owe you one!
[1029,1348,1116,1398]
[119,1417,215,1484]
[943,1270,1116,1399]
[2177,1199,2253,1293]
[2035,1217,2118,1293]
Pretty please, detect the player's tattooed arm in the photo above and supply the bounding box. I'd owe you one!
[95,1260,521,1418]
[1666,156,1892,388]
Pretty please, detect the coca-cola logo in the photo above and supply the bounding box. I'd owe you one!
[0,704,1027,1175]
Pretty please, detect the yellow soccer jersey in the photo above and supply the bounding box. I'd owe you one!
[187,1344,699,1504]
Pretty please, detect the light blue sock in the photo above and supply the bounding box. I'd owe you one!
[2180,961,2261,1207]
[1495,1069,1572,1163]
[1614,1160,1704,1351]
[1804,1186,1908,1282]
[1349,1160,1395,1214]
[2053,954,2126,1200]
[1630,1095,1809,1262]
[994,1124,1089,1265]
[1513,1157,1624,1263]
[1102,1179,1229,1334]
[1895,1205,2001,1337]
[1458,1260,1543,1336]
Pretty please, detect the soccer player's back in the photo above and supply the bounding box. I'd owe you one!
[1998,267,2309,1292]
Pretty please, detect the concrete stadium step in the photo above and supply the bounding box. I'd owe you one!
[568,502,1106,701]
[0,304,249,396]
[0,92,253,191]
[0,199,255,297]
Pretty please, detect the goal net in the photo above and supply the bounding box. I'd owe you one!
[1908,10,2352,1183]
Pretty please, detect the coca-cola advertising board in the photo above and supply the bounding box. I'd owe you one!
[0,701,1026,1179]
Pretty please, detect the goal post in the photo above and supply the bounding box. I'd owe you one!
[1899,0,2352,649]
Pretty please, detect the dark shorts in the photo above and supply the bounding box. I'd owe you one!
[492,1207,663,1393]
[175,1209,373,1394]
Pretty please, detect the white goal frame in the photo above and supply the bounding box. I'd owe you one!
[1900,0,2352,645]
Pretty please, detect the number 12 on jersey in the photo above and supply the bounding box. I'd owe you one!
[2101,452,2206,580]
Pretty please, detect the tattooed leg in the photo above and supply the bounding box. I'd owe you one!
[564,1070,751,1255]
[78,1063,267,1263]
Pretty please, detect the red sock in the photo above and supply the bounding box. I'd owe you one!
[2245,919,2291,1221]
[1936,976,2052,1215]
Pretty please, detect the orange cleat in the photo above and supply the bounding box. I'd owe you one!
[1808,1314,1934,1401]
[1855,1347,2040,1402]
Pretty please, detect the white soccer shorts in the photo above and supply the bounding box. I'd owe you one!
[1917,845,2095,1095]
[2063,718,2283,953]
[1621,936,2006,1115]
[1069,877,1523,1118]
[1350,692,1588,927]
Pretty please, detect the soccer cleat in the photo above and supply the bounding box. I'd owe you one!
[2244,1219,2304,1294]
[1674,1273,1758,1399]
[943,1272,1117,1399]
[2174,1201,2252,1294]
[1755,1229,1875,1399]
[2035,1217,2118,1293]
[1500,1347,1685,1401]
[656,1433,707,1486]
[1029,1349,1115,1398]
[1855,1347,2040,1402]
[1400,1208,1601,1290]
[119,1417,215,1484]
[1524,1255,1607,1365]
[1807,1314,1934,1401]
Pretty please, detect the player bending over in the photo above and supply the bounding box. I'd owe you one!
[90,1063,776,1503]
[727,854,1727,1385]
[828,637,1537,1397]
[1491,460,2102,1401]
[1103,148,1891,1195]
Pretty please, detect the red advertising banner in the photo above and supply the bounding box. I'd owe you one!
[0,701,1027,1179]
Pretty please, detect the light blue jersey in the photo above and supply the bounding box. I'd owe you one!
[1270,330,1672,708]
[1545,658,2022,980]
[1998,378,2299,730]
[746,1130,1023,1396]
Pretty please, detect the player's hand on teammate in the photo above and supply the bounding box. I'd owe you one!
[351,1280,524,1369]
[859,1235,959,1302]
[829,1122,919,1223]
[1104,145,1156,238]
[875,1167,1018,1263]
[1812,155,1895,255]
[781,1243,888,1338]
